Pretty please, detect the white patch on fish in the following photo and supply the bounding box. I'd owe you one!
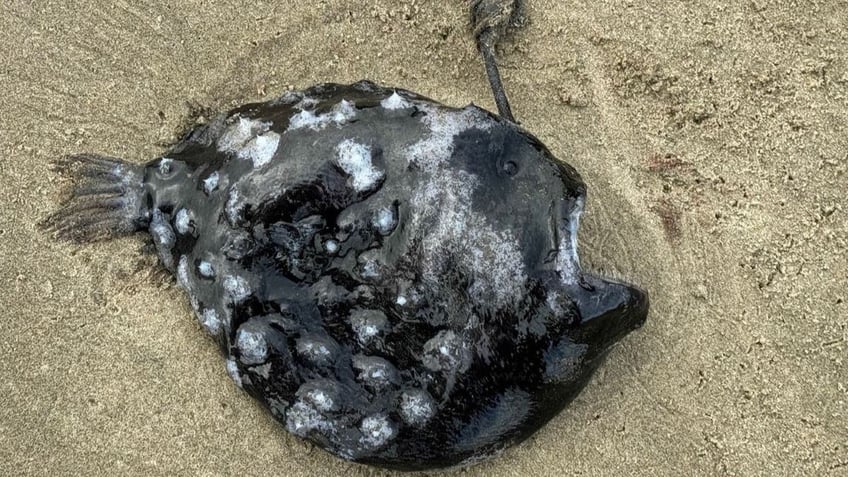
[409,170,527,308]
[238,131,281,168]
[335,139,384,192]
[405,105,493,172]
[557,197,584,285]
[217,117,271,153]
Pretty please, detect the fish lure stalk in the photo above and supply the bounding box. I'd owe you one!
[469,0,525,122]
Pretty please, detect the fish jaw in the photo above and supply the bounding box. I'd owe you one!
[553,194,649,350]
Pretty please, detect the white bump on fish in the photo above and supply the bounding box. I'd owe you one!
[203,171,219,194]
[288,99,357,131]
[372,207,397,235]
[422,330,471,373]
[225,188,243,225]
[176,255,191,287]
[381,91,412,110]
[349,310,388,345]
[198,308,222,336]
[286,400,333,436]
[149,209,176,270]
[158,157,173,174]
[399,389,436,427]
[174,208,193,235]
[352,355,398,390]
[226,358,243,388]
[296,337,333,363]
[359,414,396,449]
[223,275,251,303]
[324,239,339,254]
[305,388,336,412]
[197,260,215,278]
[236,327,269,365]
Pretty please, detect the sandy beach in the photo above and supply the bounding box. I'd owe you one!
[1,1,846,475]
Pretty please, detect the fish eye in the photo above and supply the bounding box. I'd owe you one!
[503,160,519,176]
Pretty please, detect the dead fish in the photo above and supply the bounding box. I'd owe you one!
[42,0,648,471]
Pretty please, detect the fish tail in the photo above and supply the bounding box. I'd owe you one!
[40,154,149,242]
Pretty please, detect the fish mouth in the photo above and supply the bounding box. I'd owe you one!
[553,196,649,339]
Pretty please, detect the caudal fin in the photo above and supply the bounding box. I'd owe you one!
[40,154,149,242]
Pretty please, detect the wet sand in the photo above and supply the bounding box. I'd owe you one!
[1,1,846,475]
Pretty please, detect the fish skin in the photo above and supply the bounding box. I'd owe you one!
[43,80,648,470]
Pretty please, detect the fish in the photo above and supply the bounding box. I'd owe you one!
[41,0,648,471]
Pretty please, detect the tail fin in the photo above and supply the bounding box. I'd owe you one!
[40,154,149,242]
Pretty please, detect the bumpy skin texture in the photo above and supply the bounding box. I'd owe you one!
[56,81,648,470]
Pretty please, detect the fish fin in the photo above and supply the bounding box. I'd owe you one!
[40,154,149,243]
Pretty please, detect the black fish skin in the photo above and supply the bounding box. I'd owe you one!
[44,81,648,471]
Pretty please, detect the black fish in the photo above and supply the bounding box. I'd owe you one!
[42,0,648,471]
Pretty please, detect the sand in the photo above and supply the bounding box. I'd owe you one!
[1,1,845,475]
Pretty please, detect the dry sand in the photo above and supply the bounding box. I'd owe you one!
[1,1,846,475]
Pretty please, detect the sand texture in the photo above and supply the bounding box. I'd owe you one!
[1,1,846,475]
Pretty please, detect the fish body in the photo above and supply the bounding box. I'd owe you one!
[45,80,648,470]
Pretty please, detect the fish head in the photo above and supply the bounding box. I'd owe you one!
[452,115,648,352]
